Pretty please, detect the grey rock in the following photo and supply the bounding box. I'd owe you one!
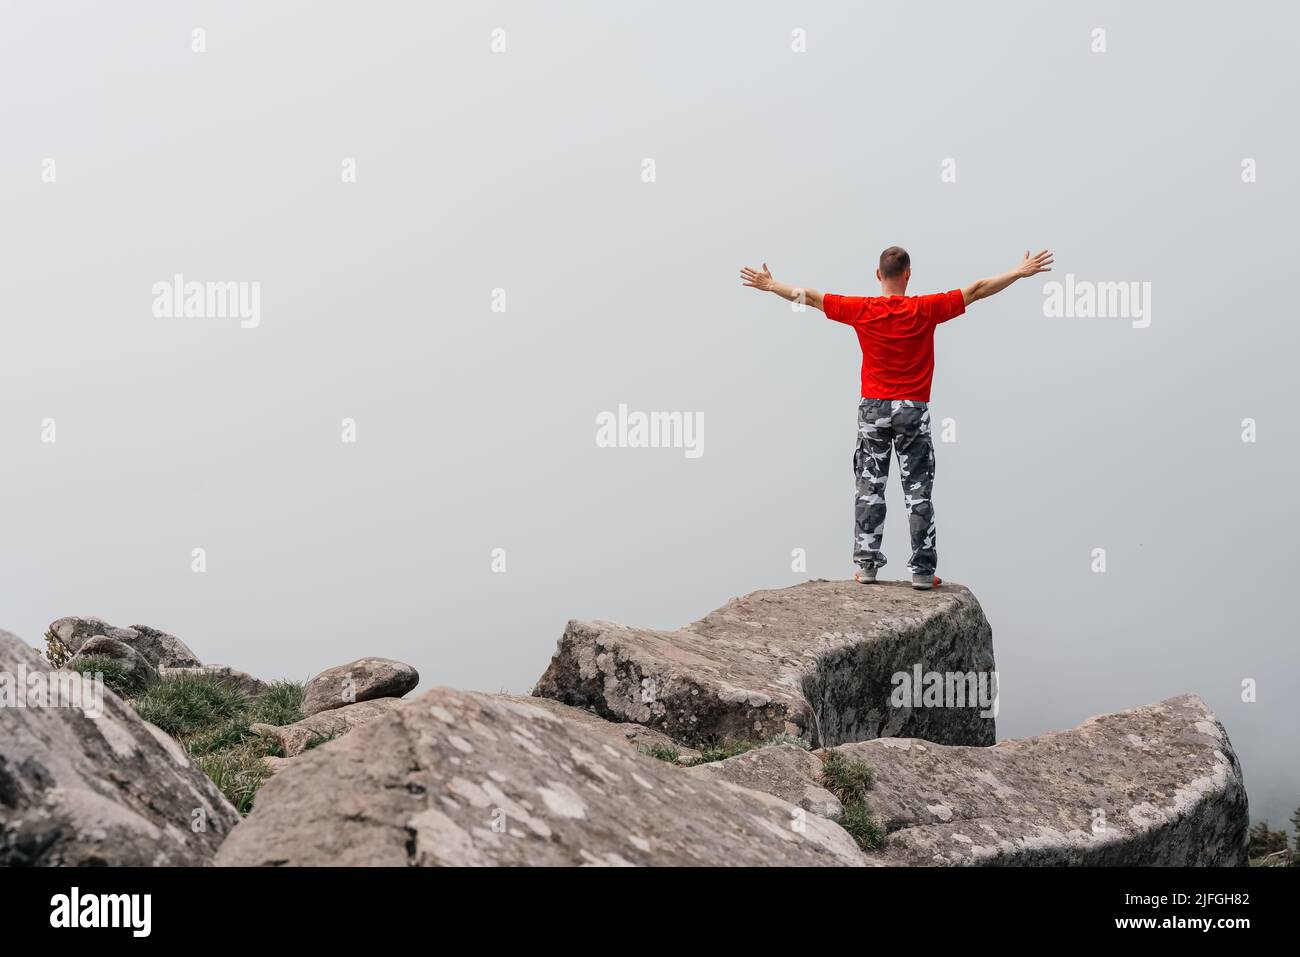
[533,579,996,748]
[251,697,407,758]
[701,694,1249,866]
[303,657,419,716]
[252,696,682,772]
[515,695,701,764]
[261,754,294,774]
[688,743,844,818]
[0,629,239,865]
[48,616,202,670]
[66,635,159,685]
[215,687,863,867]
[158,664,268,699]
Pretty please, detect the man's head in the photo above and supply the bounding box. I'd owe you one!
[877,246,911,294]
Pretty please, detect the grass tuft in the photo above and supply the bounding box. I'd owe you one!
[821,748,875,799]
[639,743,682,764]
[837,799,885,850]
[127,673,305,813]
[820,748,884,851]
[133,674,248,737]
[249,681,305,726]
[687,739,758,766]
[65,654,147,698]
[303,727,344,751]
[194,744,274,816]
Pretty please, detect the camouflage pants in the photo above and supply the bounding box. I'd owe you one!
[854,398,937,575]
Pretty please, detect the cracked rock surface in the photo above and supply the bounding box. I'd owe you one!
[533,580,996,748]
[215,687,863,866]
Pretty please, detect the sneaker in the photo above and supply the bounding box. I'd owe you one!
[911,573,942,590]
[854,566,877,584]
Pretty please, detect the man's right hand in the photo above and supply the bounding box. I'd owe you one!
[740,264,776,291]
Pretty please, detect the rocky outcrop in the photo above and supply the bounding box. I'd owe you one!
[303,657,419,716]
[16,582,1251,869]
[66,635,159,685]
[698,694,1249,866]
[159,665,268,699]
[0,629,239,865]
[252,697,408,758]
[533,580,996,749]
[215,687,863,867]
[48,616,201,670]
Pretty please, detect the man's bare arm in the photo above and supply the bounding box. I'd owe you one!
[962,249,1054,306]
[739,264,825,312]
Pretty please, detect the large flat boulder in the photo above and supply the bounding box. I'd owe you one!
[215,687,863,867]
[255,695,696,775]
[0,629,239,865]
[700,694,1249,866]
[533,580,996,748]
[48,616,202,670]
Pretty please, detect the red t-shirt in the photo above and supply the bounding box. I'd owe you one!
[822,289,965,401]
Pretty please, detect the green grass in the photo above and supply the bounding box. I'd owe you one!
[638,743,682,764]
[251,681,307,726]
[65,654,146,698]
[837,799,885,850]
[639,738,760,767]
[133,674,249,737]
[303,727,343,751]
[194,744,278,816]
[186,716,257,756]
[126,673,305,814]
[687,739,759,766]
[821,748,875,799]
[820,748,884,851]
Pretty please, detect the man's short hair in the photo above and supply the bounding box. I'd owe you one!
[879,246,910,279]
